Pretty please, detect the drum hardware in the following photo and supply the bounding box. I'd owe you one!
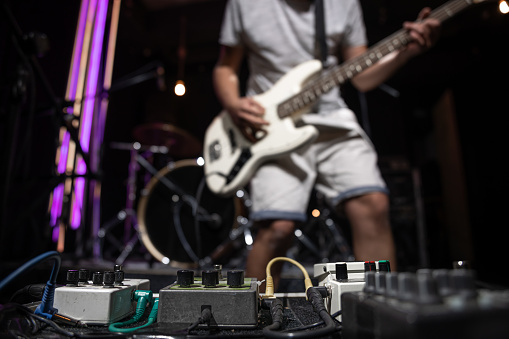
[96,141,170,264]
[136,156,221,227]
[131,122,202,159]
[137,159,251,268]
[289,190,354,264]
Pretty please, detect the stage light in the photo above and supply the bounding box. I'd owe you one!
[174,80,186,96]
[175,15,187,96]
[500,0,509,14]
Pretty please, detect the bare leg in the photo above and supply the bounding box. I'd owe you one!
[343,192,397,270]
[245,220,295,292]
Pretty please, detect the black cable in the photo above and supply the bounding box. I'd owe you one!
[9,283,46,303]
[282,310,342,332]
[263,287,340,338]
[263,298,284,332]
[187,307,213,334]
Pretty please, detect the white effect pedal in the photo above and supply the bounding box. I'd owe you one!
[314,261,389,320]
[53,270,150,325]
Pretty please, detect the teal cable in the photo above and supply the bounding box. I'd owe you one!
[108,298,159,333]
[108,297,159,333]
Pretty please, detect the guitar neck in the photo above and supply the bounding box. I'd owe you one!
[277,0,479,119]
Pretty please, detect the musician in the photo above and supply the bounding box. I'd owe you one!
[212,0,441,290]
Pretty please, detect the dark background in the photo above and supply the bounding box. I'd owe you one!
[1,0,508,287]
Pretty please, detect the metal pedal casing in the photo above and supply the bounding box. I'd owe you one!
[53,278,150,325]
[157,277,259,328]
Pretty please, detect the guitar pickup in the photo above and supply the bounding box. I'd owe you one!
[208,140,222,162]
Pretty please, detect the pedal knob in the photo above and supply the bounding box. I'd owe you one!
[375,271,387,295]
[177,270,194,287]
[92,271,104,286]
[79,269,90,284]
[416,269,441,304]
[450,269,477,299]
[398,272,418,302]
[386,272,399,298]
[214,264,223,280]
[103,271,115,287]
[364,261,376,272]
[432,269,454,298]
[202,270,219,287]
[66,270,79,286]
[227,270,244,287]
[114,270,125,285]
[378,260,391,272]
[364,271,376,294]
[335,262,348,281]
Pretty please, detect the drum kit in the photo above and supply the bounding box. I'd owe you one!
[100,122,250,268]
[100,122,353,268]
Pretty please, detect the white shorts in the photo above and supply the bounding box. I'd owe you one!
[249,127,388,222]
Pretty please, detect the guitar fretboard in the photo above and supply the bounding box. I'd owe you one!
[277,0,478,118]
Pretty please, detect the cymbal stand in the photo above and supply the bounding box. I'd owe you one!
[95,142,168,264]
[199,191,254,268]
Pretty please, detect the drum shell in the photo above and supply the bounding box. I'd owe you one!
[137,159,242,266]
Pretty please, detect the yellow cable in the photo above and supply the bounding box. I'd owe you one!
[264,257,313,298]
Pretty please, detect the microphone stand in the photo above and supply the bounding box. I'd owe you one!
[0,1,90,253]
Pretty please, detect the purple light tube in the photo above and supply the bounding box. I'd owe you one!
[71,159,87,228]
[50,184,64,226]
[49,0,91,229]
[68,0,90,98]
[80,0,107,153]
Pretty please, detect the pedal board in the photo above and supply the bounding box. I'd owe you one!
[341,268,509,339]
[314,260,390,321]
[53,268,150,325]
[157,269,259,328]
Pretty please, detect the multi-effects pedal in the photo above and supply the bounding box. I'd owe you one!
[341,268,509,339]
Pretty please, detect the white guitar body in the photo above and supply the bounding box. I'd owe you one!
[204,60,322,196]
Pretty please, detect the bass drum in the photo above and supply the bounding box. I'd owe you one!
[137,159,242,267]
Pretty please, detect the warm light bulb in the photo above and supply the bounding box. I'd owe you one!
[500,0,509,14]
[174,80,186,96]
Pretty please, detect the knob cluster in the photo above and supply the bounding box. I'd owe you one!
[65,265,125,288]
[362,268,478,305]
[176,269,246,288]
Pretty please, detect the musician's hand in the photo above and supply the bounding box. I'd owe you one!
[228,97,268,128]
[402,7,441,58]
[227,97,268,143]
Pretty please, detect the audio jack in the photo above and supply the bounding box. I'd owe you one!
[52,312,87,328]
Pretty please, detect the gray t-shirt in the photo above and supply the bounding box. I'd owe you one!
[219,0,367,128]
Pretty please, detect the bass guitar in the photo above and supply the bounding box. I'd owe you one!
[203,0,487,197]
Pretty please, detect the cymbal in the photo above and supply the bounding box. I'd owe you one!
[132,123,202,158]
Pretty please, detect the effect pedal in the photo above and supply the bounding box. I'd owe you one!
[158,269,259,328]
[53,268,150,325]
[314,260,390,320]
[341,268,509,339]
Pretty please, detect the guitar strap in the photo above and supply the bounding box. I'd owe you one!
[314,0,328,66]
